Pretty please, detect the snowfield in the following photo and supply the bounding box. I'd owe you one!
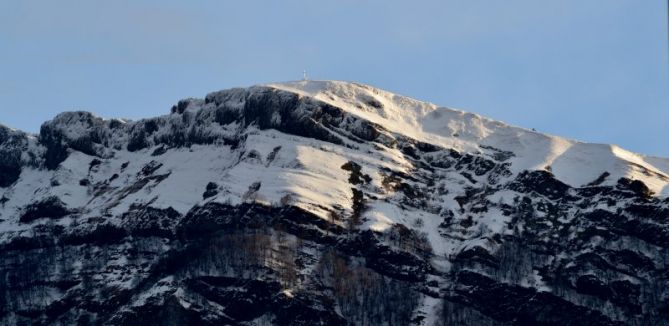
[269,80,669,196]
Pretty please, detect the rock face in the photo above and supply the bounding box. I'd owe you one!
[0,81,668,325]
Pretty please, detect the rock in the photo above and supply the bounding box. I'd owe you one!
[19,196,71,223]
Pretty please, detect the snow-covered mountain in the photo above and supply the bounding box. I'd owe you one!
[1,80,668,325]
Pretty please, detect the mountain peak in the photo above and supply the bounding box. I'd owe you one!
[266,81,669,196]
[8,80,669,196]
[1,81,669,324]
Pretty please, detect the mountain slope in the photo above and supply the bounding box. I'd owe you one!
[0,80,668,325]
[269,81,669,196]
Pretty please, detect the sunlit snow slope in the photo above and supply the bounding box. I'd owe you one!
[269,80,669,196]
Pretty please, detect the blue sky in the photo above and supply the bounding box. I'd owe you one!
[1,1,668,156]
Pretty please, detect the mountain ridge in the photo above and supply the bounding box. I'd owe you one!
[11,80,669,196]
[0,80,668,325]
[268,80,669,196]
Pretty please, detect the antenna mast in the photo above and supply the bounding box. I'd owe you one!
[303,69,308,81]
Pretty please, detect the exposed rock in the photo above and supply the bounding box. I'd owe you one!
[19,197,71,224]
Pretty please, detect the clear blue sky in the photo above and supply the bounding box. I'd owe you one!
[1,1,668,156]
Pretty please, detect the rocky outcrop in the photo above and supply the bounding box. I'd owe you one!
[0,125,35,187]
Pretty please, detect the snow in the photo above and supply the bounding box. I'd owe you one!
[116,145,237,214]
[415,295,443,326]
[268,80,669,195]
[0,167,53,231]
[364,201,403,232]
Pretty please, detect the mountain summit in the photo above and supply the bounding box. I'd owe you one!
[1,80,668,325]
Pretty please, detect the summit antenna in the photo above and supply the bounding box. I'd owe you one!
[303,69,308,81]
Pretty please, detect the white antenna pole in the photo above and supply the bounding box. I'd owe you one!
[303,69,308,81]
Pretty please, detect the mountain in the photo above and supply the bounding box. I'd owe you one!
[1,80,668,325]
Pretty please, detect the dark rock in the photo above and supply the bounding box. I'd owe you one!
[455,245,499,268]
[121,206,181,238]
[139,161,163,176]
[39,112,106,169]
[60,223,127,246]
[452,271,622,326]
[171,98,201,114]
[151,146,168,156]
[509,170,572,200]
[617,178,654,199]
[202,182,218,199]
[586,172,610,186]
[341,161,371,185]
[0,149,22,187]
[88,158,102,172]
[19,196,71,223]
[575,275,613,299]
[185,276,279,321]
